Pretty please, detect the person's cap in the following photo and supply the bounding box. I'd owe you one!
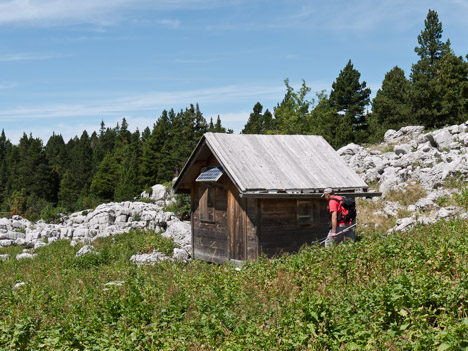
[321,187,333,197]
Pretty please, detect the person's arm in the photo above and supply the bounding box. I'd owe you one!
[331,211,337,237]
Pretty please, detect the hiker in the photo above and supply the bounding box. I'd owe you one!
[322,187,355,247]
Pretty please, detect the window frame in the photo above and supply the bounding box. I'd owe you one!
[199,184,215,223]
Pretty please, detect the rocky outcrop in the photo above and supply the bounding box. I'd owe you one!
[338,121,468,194]
[338,121,468,235]
[0,192,191,263]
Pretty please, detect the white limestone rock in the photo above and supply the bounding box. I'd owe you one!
[0,218,10,230]
[163,220,191,251]
[173,248,190,262]
[0,239,14,247]
[33,241,47,250]
[75,245,98,257]
[383,202,402,217]
[16,253,37,260]
[433,129,453,150]
[130,250,171,266]
[394,144,411,155]
[437,206,462,219]
[415,198,438,211]
[389,217,416,233]
[0,254,10,261]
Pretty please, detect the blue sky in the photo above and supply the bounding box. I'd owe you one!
[1,0,467,143]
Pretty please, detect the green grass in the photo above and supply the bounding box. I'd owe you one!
[0,221,467,350]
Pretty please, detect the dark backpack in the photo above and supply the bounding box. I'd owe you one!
[331,196,357,222]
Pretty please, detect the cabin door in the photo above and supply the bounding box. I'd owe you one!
[228,189,246,261]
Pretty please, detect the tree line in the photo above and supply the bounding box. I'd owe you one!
[242,10,468,147]
[0,9,466,220]
[0,105,231,219]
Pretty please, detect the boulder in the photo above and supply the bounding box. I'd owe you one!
[130,250,171,265]
[394,144,411,155]
[0,254,10,261]
[383,202,402,217]
[75,245,98,257]
[415,198,437,211]
[173,248,190,262]
[389,217,416,233]
[33,241,47,250]
[163,221,191,251]
[433,129,453,150]
[16,253,37,260]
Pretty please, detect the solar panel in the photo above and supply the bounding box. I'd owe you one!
[196,166,224,182]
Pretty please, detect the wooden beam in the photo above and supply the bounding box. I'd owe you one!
[240,192,382,199]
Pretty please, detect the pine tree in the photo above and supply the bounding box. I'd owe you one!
[114,130,143,202]
[437,53,468,124]
[209,115,232,133]
[242,103,274,134]
[308,91,342,148]
[89,153,120,201]
[140,110,171,187]
[59,131,94,209]
[410,9,452,127]
[329,60,371,145]
[370,66,412,141]
[45,133,68,203]
[0,130,11,211]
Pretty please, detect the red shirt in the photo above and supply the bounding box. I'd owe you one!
[328,195,350,225]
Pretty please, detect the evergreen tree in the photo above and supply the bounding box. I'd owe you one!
[273,79,313,134]
[242,102,274,134]
[437,53,468,124]
[410,9,452,127]
[45,133,68,202]
[209,115,233,133]
[329,60,371,145]
[59,131,94,209]
[140,110,171,187]
[141,126,151,143]
[308,91,342,148]
[114,130,143,202]
[369,66,412,141]
[0,130,11,211]
[89,153,120,201]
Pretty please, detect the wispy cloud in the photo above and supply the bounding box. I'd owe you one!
[0,52,71,62]
[0,83,285,121]
[157,18,180,28]
[0,0,233,26]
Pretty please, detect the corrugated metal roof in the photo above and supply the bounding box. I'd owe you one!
[204,133,367,192]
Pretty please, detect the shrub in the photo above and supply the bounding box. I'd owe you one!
[164,194,191,221]
[41,204,66,224]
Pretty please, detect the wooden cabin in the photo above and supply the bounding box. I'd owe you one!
[173,133,375,263]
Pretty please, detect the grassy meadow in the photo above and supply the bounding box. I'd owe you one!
[0,219,467,350]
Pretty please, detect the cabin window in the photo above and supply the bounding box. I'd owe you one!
[200,185,215,222]
[297,200,314,225]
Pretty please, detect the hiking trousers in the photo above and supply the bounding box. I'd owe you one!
[324,223,355,247]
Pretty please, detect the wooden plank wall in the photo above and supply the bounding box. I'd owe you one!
[260,198,329,257]
[245,198,259,260]
[192,182,229,264]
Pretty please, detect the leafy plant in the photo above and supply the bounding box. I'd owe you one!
[164,194,191,221]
